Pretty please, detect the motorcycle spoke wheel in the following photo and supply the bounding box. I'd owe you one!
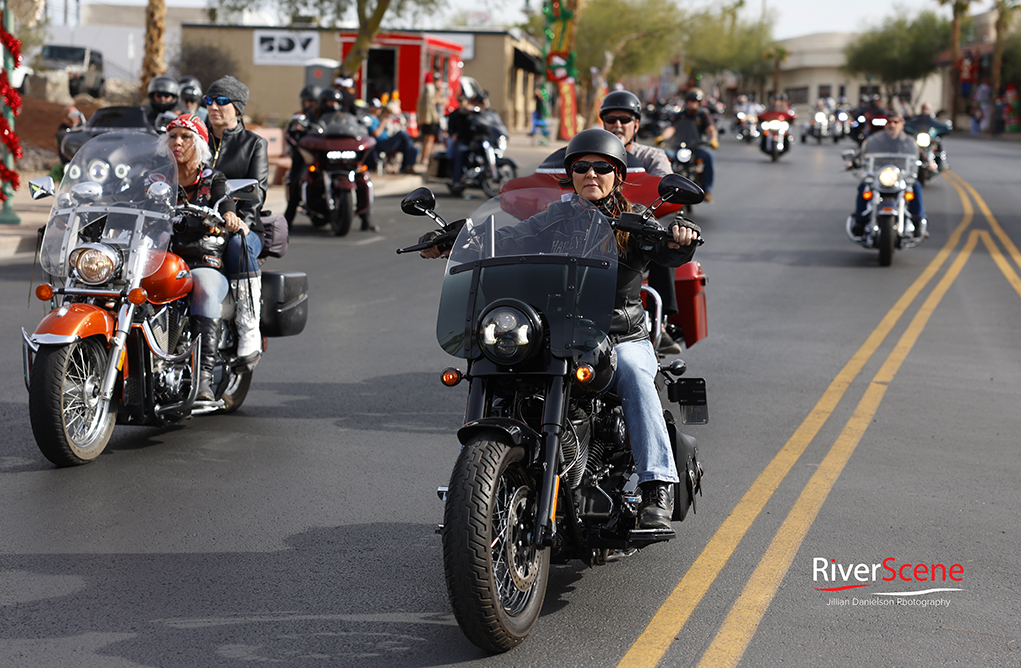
[442,435,549,652]
[29,339,117,466]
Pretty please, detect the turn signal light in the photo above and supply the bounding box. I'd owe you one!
[905,191,915,201]
[440,368,463,386]
[35,283,54,301]
[128,288,148,305]
[862,191,873,201]
[575,364,595,384]
[308,164,317,173]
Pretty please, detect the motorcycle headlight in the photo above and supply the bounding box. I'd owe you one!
[815,112,827,122]
[678,148,693,162]
[778,121,790,133]
[916,133,931,148]
[88,159,111,183]
[497,135,508,152]
[70,243,122,285]
[477,301,541,365]
[878,166,901,187]
[838,112,848,121]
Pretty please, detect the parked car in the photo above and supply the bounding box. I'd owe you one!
[40,44,104,97]
[58,106,171,163]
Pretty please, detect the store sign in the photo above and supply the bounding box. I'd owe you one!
[253,30,320,65]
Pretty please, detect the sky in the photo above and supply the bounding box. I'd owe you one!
[56,0,983,41]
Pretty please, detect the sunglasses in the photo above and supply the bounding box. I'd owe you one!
[602,115,634,126]
[203,95,233,107]
[571,160,616,175]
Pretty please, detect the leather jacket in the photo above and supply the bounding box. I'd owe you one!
[209,122,268,237]
[610,204,697,343]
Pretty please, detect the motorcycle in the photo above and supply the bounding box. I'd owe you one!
[733,111,760,142]
[434,106,518,198]
[832,108,851,142]
[664,141,706,215]
[291,111,376,236]
[758,109,795,161]
[842,149,927,266]
[800,109,832,144]
[905,116,951,186]
[849,112,887,146]
[396,174,708,652]
[23,132,309,466]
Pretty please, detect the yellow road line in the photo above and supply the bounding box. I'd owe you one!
[945,170,1021,271]
[696,228,982,667]
[618,174,976,668]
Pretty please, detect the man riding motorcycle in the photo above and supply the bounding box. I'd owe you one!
[657,89,718,202]
[847,111,935,237]
[283,85,323,226]
[142,75,180,129]
[601,89,683,355]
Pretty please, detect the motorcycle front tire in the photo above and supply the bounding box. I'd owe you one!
[442,433,550,653]
[29,338,117,466]
[329,189,354,237]
[482,164,517,198]
[878,216,895,267]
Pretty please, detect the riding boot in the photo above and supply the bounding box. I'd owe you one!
[638,480,675,531]
[192,316,221,401]
[231,275,262,370]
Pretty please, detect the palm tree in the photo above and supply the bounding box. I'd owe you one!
[764,45,788,99]
[991,0,1021,132]
[938,0,974,120]
[141,0,166,98]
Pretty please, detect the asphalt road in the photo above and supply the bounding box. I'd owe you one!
[1,130,1018,667]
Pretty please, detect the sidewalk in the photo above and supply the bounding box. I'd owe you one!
[1,129,564,259]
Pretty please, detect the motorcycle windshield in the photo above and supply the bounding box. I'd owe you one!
[437,189,618,359]
[39,132,176,281]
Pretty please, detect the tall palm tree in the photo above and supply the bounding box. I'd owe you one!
[141,0,166,99]
[991,0,1021,132]
[938,0,974,120]
[764,45,788,99]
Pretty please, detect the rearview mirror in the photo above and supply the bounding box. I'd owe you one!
[657,173,704,206]
[225,179,261,202]
[401,187,436,216]
[29,176,55,200]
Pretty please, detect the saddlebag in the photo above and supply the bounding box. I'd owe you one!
[667,262,707,347]
[260,271,308,337]
[664,410,704,522]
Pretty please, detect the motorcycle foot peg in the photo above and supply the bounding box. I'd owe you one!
[435,523,444,534]
[436,486,448,502]
[628,528,677,542]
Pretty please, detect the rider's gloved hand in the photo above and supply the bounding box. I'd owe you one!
[710,138,719,149]
[655,135,665,146]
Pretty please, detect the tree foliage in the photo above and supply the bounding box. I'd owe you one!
[572,0,684,82]
[681,4,774,83]
[844,10,952,103]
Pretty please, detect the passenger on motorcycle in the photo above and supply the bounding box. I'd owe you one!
[176,76,208,124]
[848,111,935,237]
[159,114,237,401]
[601,89,681,355]
[365,99,419,174]
[657,89,718,202]
[423,129,701,530]
[205,75,267,369]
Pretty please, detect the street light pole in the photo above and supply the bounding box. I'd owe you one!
[0,0,21,225]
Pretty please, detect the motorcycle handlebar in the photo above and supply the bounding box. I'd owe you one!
[176,203,224,227]
[615,213,704,246]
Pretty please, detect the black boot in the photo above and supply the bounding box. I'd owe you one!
[192,316,220,402]
[638,481,675,530]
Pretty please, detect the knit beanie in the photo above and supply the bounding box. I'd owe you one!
[207,75,249,116]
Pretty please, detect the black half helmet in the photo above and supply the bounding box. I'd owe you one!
[600,90,642,120]
[563,128,628,178]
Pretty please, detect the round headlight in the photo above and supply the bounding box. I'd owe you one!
[66,164,82,180]
[916,132,931,148]
[678,148,693,162]
[498,135,508,152]
[88,159,110,183]
[878,166,900,187]
[477,302,541,365]
[72,244,121,285]
[815,112,827,122]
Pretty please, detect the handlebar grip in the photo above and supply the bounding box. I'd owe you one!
[396,240,438,254]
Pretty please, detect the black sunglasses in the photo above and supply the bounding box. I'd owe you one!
[602,115,634,126]
[203,95,233,107]
[571,160,616,175]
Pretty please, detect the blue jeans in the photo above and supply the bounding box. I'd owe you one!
[855,181,924,221]
[611,339,679,485]
[369,132,419,171]
[449,141,471,186]
[190,267,229,319]
[225,232,262,279]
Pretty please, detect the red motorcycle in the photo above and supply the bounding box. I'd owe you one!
[293,112,376,236]
[23,132,309,466]
[758,108,796,161]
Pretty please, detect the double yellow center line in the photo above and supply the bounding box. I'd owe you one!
[619,170,1019,668]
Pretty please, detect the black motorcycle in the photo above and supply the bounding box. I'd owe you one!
[291,112,375,236]
[905,115,951,186]
[435,107,518,198]
[397,174,707,652]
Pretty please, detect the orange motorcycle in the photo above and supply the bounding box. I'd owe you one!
[23,132,308,466]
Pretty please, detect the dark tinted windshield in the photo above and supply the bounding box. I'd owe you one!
[42,45,87,62]
[89,107,151,129]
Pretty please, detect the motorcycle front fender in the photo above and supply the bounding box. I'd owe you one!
[457,417,541,450]
[329,170,357,191]
[33,303,116,343]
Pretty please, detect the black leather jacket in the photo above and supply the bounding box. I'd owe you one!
[208,122,268,237]
[610,204,697,343]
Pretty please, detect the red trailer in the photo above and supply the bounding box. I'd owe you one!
[337,31,465,127]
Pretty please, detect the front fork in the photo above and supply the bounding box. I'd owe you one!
[100,302,136,401]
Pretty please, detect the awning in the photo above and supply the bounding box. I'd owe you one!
[514,47,544,74]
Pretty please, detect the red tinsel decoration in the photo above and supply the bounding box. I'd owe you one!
[0,9,24,201]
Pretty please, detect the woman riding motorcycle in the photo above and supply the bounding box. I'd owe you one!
[424,128,701,528]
